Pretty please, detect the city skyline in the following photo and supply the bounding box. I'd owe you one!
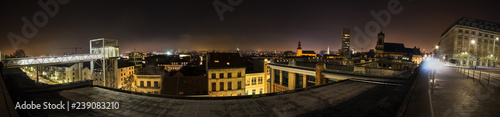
[1,0,500,56]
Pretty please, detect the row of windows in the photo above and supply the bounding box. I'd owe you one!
[210,72,242,78]
[246,77,264,85]
[211,81,242,91]
[138,81,159,88]
[458,29,498,38]
[247,88,264,95]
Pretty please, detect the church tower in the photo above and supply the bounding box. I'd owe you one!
[375,31,385,58]
[297,41,302,56]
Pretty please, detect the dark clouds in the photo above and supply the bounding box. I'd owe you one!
[1,0,500,56]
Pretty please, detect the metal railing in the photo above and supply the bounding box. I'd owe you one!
[451,66,500,87]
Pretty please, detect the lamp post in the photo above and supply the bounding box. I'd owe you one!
[493,37,499,67]
[471,39,476,66]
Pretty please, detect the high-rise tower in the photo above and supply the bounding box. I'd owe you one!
[341,28,351,55]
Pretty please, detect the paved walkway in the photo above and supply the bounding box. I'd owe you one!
[405,63,500,117]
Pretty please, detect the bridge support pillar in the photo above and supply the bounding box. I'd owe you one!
[315,63,325,86]
[288,72,296,90]
[303,74,307,88]
[270,68,275,93]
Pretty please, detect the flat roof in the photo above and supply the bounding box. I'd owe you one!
[11,80,395,116]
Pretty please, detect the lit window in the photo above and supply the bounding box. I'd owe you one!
[227,62,230,65]
[214,60,219,63]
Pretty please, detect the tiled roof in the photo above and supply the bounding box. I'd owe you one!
[207,53,245,69]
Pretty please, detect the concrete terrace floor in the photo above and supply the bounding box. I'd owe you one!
[404,64,500,117]
[10,80,397,117]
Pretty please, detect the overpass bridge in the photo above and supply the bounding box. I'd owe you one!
[2,54,105,68]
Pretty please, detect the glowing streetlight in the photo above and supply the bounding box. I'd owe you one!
[494,37,500,67]
[435,46,439,49]
[471,40,476,44]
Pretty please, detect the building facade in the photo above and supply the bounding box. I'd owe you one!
[438,17,500,67]
[117,65,134,89]
[134,67,163,94]
[245,72,266,95]
[129,52,143,68]
[206,53,246,97]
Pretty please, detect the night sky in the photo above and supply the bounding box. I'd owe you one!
[1,0,500,56]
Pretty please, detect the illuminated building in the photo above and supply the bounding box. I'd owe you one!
[206,53,245,97]
[245,72,266,95]
[134,67,164,94]
[374,31,423,67]
[341,28,351,55]
[296,41,316,57]
[41,63,84,83]
[117,64,134,89]
[438,17,500,66]
[244,58,269,95]
[158,60,189,72]
[129,52,143,68]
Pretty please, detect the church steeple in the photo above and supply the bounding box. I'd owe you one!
[297,41,302,49]
[297,41,302,56]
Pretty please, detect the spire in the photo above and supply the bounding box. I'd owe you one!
[378,30,385,36]
[297,41,302,49]
[327,46,330,54]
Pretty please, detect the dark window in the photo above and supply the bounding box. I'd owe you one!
[228,82,232,90]
[296,73,303,88]
[459,29,463,33]
[472,31,475,35]
[258,77,263,84]
[140,81,144,87]
[154,81,158,87]
[237,81,242,89]
[252,77,257,85]
[274,70,280,84]
[147,81,151,87]
[211,73,216,79]
[465,30,469,34]
[228,73,232,78]
[283,71,289,87]
[219,73,224,78]
[220,82,224,91]
[237,72,242,77]
[211,82,216,91]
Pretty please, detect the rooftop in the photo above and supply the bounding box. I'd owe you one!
[10,80,397,116]
[136,67,163,75]
[302,50,316,54]
[207,53,245,69]
[441,17,500,37]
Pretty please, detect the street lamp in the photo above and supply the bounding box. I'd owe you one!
[470,39,477,66]
[435,45,439,49]
[493,37,499,67]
